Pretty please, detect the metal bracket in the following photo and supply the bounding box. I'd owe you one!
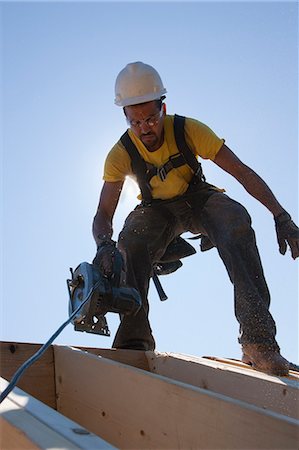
[157,166,167,181]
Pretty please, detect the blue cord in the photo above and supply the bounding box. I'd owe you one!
[0,281,100,404]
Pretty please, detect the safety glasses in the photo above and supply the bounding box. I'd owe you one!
[126,109,163,129]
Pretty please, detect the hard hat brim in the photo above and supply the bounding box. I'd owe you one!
[115,89,167,107]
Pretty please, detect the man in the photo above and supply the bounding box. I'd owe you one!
[93,61,299,376]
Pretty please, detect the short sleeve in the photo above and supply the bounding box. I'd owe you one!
[103,141,132,182]
[184,117,225,160]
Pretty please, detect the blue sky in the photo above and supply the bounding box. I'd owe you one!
[1,1,298,364]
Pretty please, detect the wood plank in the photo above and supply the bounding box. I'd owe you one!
[0,378,116,449]
[0,341,56,409]
[146,352,299,419]
[0,417,40,450]
[202,355,299,380]
[76,346,150,371]
[54,345,299,450]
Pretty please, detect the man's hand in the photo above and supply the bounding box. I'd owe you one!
[93,240,118,277]
[274,212,299,259]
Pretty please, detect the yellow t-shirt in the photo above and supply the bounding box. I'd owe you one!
[103,115,224,200]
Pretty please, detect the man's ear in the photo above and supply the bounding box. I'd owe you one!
[162,103,167,114]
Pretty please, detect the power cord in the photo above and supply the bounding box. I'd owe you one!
[0,280,101,404]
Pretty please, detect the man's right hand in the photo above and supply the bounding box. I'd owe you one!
[92,240,117,277]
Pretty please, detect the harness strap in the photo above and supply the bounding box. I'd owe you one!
[120,131,153,203]
[121,114,206,203]
[173,114,206,182]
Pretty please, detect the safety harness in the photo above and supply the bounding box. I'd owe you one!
[120,114,206,204]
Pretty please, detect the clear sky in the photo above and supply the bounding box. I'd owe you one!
[1,1,298,364]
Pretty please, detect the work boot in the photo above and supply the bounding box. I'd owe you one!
[242,344,289,376]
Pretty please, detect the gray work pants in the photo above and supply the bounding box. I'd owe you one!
[113,183,279,352]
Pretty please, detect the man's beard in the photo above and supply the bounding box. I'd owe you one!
[141,132,159,151]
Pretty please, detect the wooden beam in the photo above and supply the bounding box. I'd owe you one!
[0,378,116,449]
[54,346,299,449]
[76,346,150,371]
[146,352,299,419]
[0,341,56,409]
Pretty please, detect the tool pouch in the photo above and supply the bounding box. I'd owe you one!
[160,236,196,262]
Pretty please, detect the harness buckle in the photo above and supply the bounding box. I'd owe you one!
[157,166,167,181]
[194,165,202,177]
[194,165,206,181]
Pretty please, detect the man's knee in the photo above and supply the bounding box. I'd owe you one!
[205,196,253,247]
[220,204,254,246]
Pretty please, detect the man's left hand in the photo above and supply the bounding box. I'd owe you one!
[275,212,299,259]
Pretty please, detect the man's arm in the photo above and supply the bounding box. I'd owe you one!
[213,144,299,259]
[92,181,124,246]
[213,144,284,216]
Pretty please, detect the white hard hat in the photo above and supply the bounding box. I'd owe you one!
[114,61,167,107]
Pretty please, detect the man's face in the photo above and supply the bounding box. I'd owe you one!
[124,101,165,152]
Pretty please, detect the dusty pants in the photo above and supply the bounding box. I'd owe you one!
[113,183,279,352]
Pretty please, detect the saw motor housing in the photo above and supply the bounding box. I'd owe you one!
[67,261,141,336]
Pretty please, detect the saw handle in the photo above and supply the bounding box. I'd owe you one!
[94,241,123,287]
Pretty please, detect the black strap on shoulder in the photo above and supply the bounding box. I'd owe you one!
[120,131,153,203]
[173,114,205,182]
[120,116,205,203]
